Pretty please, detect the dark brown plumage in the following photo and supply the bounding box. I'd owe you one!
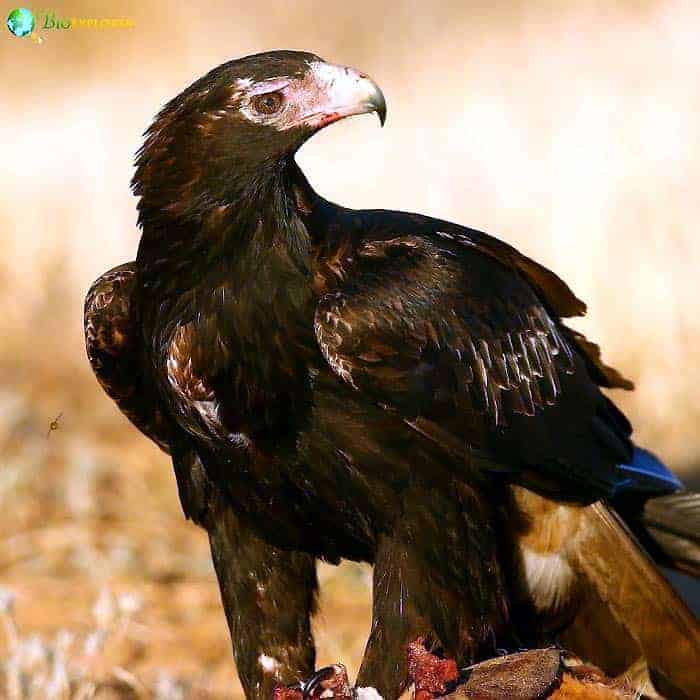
[84,51,699,699]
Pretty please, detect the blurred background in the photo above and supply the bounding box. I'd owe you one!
[1,0,699,697]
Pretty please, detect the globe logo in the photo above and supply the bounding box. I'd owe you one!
[7,8,35,37]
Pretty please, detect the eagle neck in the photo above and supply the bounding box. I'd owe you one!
[137,158,316,301]
[227,158,313,267]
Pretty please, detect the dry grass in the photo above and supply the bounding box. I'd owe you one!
[1,0,699,697]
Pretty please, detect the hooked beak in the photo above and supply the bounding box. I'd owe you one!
[302,61,387,130]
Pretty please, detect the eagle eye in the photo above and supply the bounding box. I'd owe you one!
[251,91,285,115]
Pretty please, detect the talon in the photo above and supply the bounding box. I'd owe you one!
[276,664,353,700]
[302,666,338,698]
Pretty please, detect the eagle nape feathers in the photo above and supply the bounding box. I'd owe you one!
[84,50,700,700]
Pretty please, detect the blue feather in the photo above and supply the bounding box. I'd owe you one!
[615,446,683,495]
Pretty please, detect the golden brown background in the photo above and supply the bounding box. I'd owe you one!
[1,1,699,697]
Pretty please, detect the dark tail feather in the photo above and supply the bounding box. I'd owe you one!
[640,491,700,577]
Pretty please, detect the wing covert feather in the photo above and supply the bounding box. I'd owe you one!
[314,232,632,499]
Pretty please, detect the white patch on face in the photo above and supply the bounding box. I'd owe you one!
[236,62,382,132]
[355,687,384,700]
[225,78,255,110]
[233,77,254,91]
[258,654,282,675]
[519,545,575,612]
[246,77,290,96]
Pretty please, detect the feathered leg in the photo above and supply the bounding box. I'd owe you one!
[204,497,318,699]
[169,442,319,700]
[175,446,317,700]
[356,482,509,699]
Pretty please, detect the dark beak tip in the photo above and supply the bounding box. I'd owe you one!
[373,94,387,127]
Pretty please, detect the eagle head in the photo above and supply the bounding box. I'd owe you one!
[132,50,386,225]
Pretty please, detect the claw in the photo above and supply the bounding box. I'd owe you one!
[302,666,341,698]
[275,664,354,700]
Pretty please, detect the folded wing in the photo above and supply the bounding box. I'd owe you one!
[314,229,633,501]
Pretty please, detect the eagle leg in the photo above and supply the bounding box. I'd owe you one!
[204,496,318,699]
[356,484,509,699]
